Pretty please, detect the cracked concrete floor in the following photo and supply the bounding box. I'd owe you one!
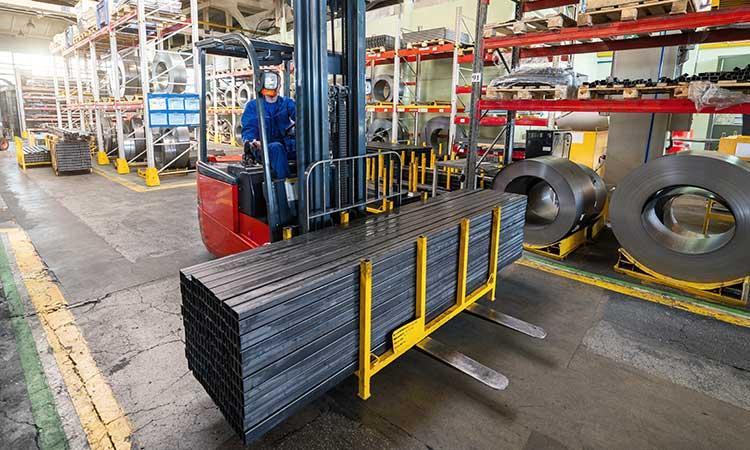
[1,151,750,449]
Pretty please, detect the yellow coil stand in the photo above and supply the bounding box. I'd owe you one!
[115,158,130,174]
[614,248,749,308]
[524,214,606,261]
[357,207,502,399]
[137,167,161,187]
[97,151,110,165]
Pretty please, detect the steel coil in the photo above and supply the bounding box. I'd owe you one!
[121,118,147,161]
[151,51,187,94]
[237,83,253,108]
[112,55,140,98]
[101,119,116,153]
[367,118,408,143]
[610,151,750,283]
[155,127,191,169]
[422,116,465,151]
[493,156,607,246]
[234,124,243,144]
[371,74,404,103]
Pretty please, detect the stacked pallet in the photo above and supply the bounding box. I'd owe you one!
[22,145,51,164]
[180,189,527,444]
[51,137,92,174]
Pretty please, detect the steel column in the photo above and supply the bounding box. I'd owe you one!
[466,0,490,189]
[137,0,158,184]
[89,42,105,155]
[109,6,128,170]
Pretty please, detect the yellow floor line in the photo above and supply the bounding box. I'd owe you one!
[1,227,132,449]
[92,167,195,193]
[517,256,750,328]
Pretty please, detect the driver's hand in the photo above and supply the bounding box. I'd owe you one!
[250,140,261,149]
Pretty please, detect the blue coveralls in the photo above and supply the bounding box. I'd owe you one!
[241,96,296,179]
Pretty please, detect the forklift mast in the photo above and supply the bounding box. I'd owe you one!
[294,0,368,232]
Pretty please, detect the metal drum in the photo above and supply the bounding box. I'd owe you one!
[151,51,188,94]
[610,151,750,283]
[154,127,191,169]
[493,156,607,246]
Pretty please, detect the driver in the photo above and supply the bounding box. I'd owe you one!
[241,71,296,179]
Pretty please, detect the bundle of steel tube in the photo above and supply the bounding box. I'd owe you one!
[22,145,51,164]
[53,138,91,173]
[180,189,527,444]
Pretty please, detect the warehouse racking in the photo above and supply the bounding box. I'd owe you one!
[463,1,750,188]
[50,0,200,187]
[365,7,483,152]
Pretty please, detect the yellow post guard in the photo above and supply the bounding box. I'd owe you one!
[357,207,503,399]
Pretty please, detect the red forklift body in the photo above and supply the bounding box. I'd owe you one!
[197,168,270,258]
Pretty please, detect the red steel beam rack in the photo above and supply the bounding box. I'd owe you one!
[484,6,750,52]
[479,99,750,115]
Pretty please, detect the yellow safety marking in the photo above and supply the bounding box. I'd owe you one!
[698,41,750,50]
[1,227,132,449]
[517,256,750,328]
[93,167,195,193]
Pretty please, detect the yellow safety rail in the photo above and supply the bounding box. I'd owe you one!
[357,206,502,399]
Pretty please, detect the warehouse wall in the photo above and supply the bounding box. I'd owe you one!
[684,44,750,148]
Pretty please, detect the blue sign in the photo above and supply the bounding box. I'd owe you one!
[147,93,200,128]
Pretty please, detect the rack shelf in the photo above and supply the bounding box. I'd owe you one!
[366,104,463,113]
[479,99,750,115]
[454,115,548,126]
[484,6,750,57]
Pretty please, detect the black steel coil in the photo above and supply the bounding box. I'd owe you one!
[610,151,750,283]
[492,156,607,246]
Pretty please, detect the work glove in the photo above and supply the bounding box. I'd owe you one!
[243,140,258,166]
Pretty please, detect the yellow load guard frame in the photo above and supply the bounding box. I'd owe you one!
[357,207,502,399]
[15,136,53,171]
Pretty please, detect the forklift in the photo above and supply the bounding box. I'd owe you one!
[195,1,408,258]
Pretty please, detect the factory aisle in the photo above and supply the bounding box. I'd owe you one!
[1,151,749,449]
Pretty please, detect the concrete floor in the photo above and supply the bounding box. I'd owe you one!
[1,150,749,449]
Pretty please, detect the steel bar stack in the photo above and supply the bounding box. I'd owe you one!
[366,34,397,50]
[403,27,472,46]
[22,145,52,164]
[52,136,92,173]
[180,189,527,444]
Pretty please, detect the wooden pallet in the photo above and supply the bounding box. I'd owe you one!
[487,84,574,100]
[577,0,694,26]
[578,83,690,99]
[485,14,576,37]
[112,4,133,20]
[405,38,455,48]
